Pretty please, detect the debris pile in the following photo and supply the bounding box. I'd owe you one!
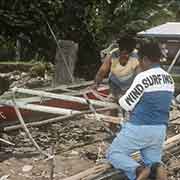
[0,62,54,93]
[0,107,180,180]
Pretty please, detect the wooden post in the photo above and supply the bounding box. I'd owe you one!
[54,40,78,85]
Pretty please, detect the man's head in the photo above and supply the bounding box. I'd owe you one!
[138,39,161,70]
[117,36,137,65]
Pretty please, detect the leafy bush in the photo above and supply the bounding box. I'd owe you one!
[30,62,54,77]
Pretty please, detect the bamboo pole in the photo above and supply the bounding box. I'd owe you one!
[4,106,118,131]
[4,114,78,131]
[83,92,114,136]
[62,133,180,180]
[12,101,52,158]
[168,48,180,73]
[62,164,110,180]
[14,102,80,115]
[2,100,80,115]
[49,144,55,180]
[0,138,15,146]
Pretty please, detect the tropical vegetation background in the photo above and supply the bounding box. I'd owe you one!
[1,0,180,78]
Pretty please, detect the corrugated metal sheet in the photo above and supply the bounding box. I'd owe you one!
[138,22,180,38]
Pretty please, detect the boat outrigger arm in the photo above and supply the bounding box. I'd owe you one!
[0,87,117,116]
[0,87,118,158]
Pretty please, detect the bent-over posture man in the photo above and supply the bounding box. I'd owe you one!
[107,40,174,180]
[93,37,139,102]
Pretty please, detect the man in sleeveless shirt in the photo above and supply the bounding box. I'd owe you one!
[93,37,139,102]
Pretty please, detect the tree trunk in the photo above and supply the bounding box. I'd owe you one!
[54,40,78,85]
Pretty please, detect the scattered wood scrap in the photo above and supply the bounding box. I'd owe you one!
[0,83,180,180]
[61,132,180,180]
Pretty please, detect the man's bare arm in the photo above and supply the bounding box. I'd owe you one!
[94,55,111,86]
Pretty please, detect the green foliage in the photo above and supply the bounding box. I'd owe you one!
[29,62,54,77]
[0,0,180,64]
[30,62,46,77]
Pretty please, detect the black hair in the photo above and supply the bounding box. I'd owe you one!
[117,36,136,53]
[138,38,162,62]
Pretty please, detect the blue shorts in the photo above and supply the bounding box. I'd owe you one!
[107,122,166,180]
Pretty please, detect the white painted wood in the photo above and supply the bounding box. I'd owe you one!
[11,87,117,107]
[3,101,80,115]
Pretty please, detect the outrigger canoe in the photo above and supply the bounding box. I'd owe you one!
[0,81,116,126]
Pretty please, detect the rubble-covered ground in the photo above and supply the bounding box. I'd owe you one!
[0,108,180,180]
[0,116,110,180]
[0,65,86,100]
[0,64,180,179]
[0,69,52,91]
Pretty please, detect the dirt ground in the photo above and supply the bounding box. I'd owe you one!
[0,109,180,180]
